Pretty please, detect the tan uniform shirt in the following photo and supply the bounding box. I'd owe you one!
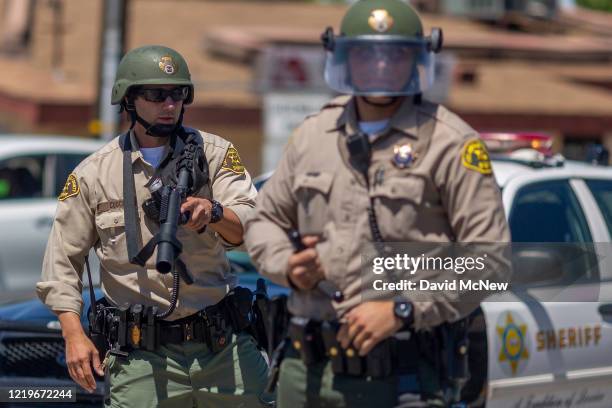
[37,130,257,320]
[245,96,511,330]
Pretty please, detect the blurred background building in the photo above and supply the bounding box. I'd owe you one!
[0,0,610,174]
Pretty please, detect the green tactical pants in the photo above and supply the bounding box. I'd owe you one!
[276,356,446,408]
[277,356,398,408]
[104,333,270,408]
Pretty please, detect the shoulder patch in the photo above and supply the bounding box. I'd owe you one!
[221,146,245,175]
[58,173,80,201]
[462,139,492,175]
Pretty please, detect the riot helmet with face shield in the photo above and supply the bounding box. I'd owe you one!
[322,0,442,97]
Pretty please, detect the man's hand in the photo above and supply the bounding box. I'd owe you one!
[180,196,212,231]
[287,235,325,290]
[65,333,104,392]
[58,311,103,393]
[337,301,404,356]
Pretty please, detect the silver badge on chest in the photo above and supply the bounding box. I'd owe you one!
[392,144,415,169]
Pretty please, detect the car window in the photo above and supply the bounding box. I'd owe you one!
[509,180,598,285]
[0,156,44,200]
[53,153,89,197]
[585,179,612,237]
[509,180,592,243]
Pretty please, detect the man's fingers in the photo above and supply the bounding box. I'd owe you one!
[91,350,103,377]
[345,319,362,348]
[353,328,372,350]
[73,363,89,391]
[180,199,196,213]
[289,248,319,267]
[188,206,206,229]
[80,357,96,391]
[336,324,349,347]
[302,235,319,248]
[359,337,381,357]
[67,365,78,386]
[291,266,318,290]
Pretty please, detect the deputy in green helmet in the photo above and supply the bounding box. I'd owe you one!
[37,45,271,407]
[323,0,440,98]
[245,1,511,407]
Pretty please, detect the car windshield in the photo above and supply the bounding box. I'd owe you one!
[585,179,612,236]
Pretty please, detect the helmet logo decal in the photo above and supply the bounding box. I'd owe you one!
[159,56,177,75]
[368,9,394,33]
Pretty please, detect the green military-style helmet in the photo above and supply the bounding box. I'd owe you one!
[321,0,443,96]
[111,45,194,105]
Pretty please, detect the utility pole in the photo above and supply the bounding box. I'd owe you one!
[93,0,128,140]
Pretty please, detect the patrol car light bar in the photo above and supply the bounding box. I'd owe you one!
[480,132,553,157]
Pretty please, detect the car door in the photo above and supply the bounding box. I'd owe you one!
[0,153,91,294]
[0,154,53,293]
[484,178,612,408]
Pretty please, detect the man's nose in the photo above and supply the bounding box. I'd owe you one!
[162,96,176,109]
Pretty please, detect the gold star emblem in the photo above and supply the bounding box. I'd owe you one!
[496,312,529,376]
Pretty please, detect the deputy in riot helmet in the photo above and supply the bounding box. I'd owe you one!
[246,0,510,407]
[37,45,269,407]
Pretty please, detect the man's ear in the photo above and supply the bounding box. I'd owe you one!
[124,95,136,112]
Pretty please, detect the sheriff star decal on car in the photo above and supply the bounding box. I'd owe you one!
[496,312,530,376]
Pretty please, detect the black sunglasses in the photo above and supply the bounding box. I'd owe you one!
[136,87,189,102]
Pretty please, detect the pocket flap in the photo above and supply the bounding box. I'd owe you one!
[293,172,334,195]
[95,211,126,229]
[371,177,425,205]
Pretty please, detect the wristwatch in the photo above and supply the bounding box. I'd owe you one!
[210,199,224,224]
[393,298,414,328]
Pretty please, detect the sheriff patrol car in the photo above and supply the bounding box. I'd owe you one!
[0,135,103,295]
[475,133,612,408]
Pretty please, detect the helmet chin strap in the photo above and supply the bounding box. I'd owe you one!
[127,106,185,138]
[361,96,401,107]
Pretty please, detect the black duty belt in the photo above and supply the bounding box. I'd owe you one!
[157,310,233,352]
[286,317,419,378]
[98,287,255,354]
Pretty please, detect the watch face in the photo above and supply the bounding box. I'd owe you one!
[395,302,412,319]
[211,200,223,223]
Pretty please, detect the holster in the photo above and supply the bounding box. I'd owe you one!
[202,302,233,353]
[266,295,290,355]
[87,297,113,358]
[251,279,270,353]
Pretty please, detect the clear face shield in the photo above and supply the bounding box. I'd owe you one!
[323,34,440,97]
